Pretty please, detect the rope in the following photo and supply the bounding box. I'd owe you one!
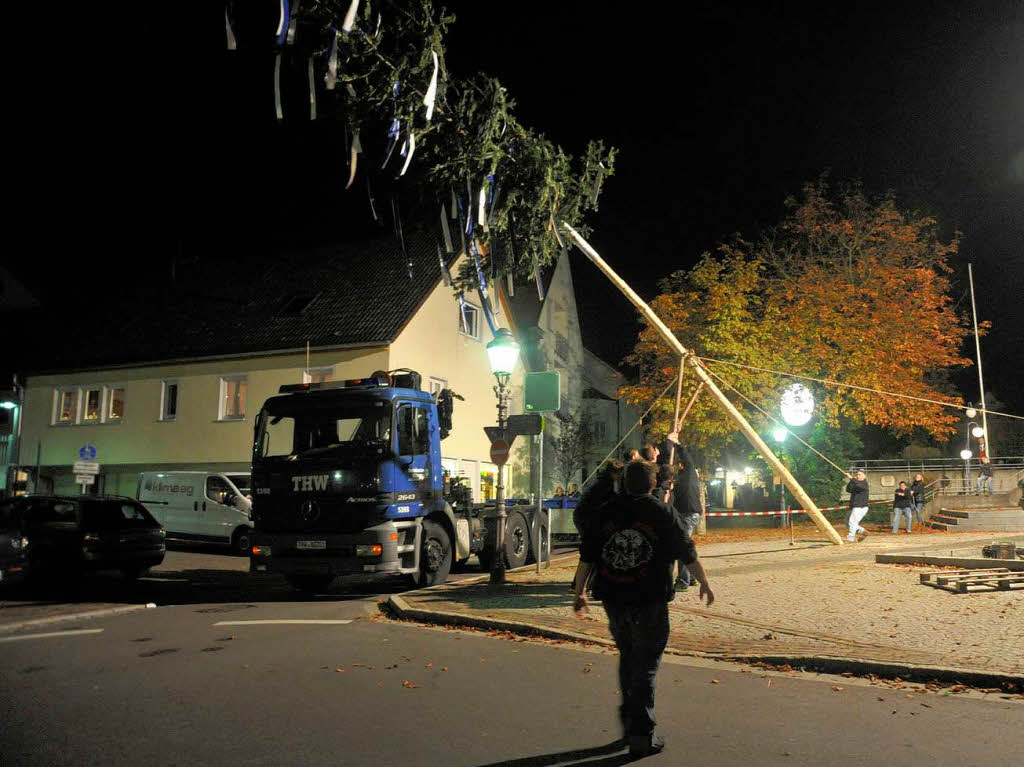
[696,356,1024,422]
[579,376,678,489]
[702,365,851,477]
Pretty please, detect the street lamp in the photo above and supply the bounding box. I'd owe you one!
[485,328,519,585]
[780,383,814,427]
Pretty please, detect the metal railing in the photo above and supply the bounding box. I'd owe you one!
[850,456,1024,472]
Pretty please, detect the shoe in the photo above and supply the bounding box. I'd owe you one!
[674,577,690,591]
[629,734,665,757]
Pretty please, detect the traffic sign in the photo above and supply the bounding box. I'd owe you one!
[490,439,510,465]
[507,413,544,436]
[524,371,560,413]
[73,461,100,475]
[75,474,95,485]
[78,443,97,460]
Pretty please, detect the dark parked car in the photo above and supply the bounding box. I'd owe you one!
[12,495,165,580]
[0,500,30,585]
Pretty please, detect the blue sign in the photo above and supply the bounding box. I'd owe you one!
[79,443,97,460]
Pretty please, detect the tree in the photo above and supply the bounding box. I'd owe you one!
[550,408,597,492]
[621,179,975,461]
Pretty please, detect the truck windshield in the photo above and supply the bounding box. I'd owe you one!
[257,402,392,460]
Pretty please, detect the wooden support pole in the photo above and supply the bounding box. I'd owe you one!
[563,223,845,546]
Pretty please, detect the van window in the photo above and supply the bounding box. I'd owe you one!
[206,476,234,505]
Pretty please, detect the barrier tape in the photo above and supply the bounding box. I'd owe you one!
[706,499,892,517]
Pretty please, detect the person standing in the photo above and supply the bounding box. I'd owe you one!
[909,474,926,527]
[845,469,870,542]
[977,457,994,495]
[664,430,702,590]
[572,461,713,758]
[892,481,913,534]
[572,462,623,538]
[568,483,581,498]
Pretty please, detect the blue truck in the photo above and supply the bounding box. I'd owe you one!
[249,369,548,592]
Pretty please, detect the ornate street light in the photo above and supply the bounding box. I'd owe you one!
[485,328,520,585]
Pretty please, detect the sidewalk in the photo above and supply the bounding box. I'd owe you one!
[390,530,1024,686]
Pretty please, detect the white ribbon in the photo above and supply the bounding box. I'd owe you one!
[423,50,439,122]
[398,132,416,176]
[286,0,299,44]
[440,205,454,253]
[307,58,317,120]
[276,0,287,41]
[342,0,360,33]
[532,252,546,301]
[506,272,515,297]
[478,178,489,229]
[225,8,237,50]
[273,53,283,121]
[325,33,338,89]
[346,129,362,189]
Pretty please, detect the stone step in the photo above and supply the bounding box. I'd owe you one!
[931,514,961,525]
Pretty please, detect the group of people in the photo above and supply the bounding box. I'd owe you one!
[570,431,713,758]
[845,469,943,540]
[553,484,581,498]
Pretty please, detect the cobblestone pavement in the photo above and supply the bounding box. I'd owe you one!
[396,531,1024,678]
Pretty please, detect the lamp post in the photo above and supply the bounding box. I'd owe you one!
[485,328,520,585]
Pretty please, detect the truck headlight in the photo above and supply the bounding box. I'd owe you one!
[355,544,382,557]
[252,545,272,557]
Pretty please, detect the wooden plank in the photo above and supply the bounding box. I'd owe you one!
[919,568,1009,584]
[935,570,1012,585]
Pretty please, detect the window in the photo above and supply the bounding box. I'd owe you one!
[219,376,248,420]
[206,475,234,505]
[303,367,334,384]
[83,389,102,422]
[593,420,607,444]
[161,381,178,421]
[397,405,429,455]
[106,388,125,422]
[429,377,447,397]
[55,389,78,424]
[458,302,480,340]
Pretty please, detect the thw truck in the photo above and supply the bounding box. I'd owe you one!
[249,369,547,592]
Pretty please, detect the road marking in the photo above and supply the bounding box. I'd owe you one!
[212,620,353,626]
[0,629,104,643]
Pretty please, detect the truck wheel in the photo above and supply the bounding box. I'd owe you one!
[527,520,549,565]
[286,574,335,594]
[231,527,252,557]
[419,519,452,586]
[504,512,529,569]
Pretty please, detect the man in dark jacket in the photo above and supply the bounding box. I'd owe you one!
[572,461,714,758]
[572,461,623,538]
[845,469,870,542]
[909,474,926,526]
[892,480,913,533]
[664,430,703,589]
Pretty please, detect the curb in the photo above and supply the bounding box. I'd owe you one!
[0,603,157,635]
[386,597,1023,688]
[875,553,1024,570]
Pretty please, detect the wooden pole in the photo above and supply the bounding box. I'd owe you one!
[663,361,686,501]
[563,223,845,545]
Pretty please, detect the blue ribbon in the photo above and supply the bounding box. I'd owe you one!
[470,239,498,336]
[276,0,290,46]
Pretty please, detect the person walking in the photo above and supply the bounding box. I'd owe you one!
[909,474,926,527]
[892,481,913,534]
[977,457,994,495]
[845,469,870,542]
[572,461,623,538]
[572,461,713,758]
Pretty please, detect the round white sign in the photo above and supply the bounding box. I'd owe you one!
[780,383,815,426]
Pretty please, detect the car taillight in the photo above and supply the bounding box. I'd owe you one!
[83,533,101,542]
[11,536,28,550]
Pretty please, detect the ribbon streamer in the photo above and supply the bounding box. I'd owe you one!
[465,178,474,235]
[423,50,439,121]
[440,205,454,253]
[273,53,283,121]
[286,0,299,44]
[488,184,502,226]
[346,129,361,189]
[458,293,470,334]
[342,0,360,33]
[225,7,237,50]
[398,131,416,176]
[450,189,458,219]
[307,57,317,120]
[506,272,515,298]
[532,251,546,301]
[438,244,452,287]
[591,161,605,205]
[470,240,498,336]
[325,32,338,89]
[477,178,488,229]
[276,0,289,45]
[366,175,378,221]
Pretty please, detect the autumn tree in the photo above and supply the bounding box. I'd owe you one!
[621,179,974,461]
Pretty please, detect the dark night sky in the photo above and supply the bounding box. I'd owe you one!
[12,1,1024,411]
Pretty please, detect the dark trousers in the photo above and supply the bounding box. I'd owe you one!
[604,599,670,737]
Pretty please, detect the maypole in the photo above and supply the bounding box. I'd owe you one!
[563,223,845,546]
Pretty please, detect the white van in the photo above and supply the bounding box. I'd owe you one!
[137,472,253,555]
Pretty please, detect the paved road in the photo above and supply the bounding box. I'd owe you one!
[1,595,1020,767]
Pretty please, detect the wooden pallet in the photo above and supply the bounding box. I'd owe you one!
[920,568,1024,593]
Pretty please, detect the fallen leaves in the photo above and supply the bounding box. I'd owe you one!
[402,680,420,689]
[711,679,720,684]
[832,685,844,692]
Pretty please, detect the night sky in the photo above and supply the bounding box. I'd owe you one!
[12,1,1024,412]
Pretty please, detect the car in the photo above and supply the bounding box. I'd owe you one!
[13,495,166,580]
[0,500,30,586]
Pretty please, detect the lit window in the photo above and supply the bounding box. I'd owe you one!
[55,389,78,424]
[458,303,480,340]
[161,381,178,421]
[83,389,102,422]
[106,388,125,422]
[303,367,334,384]
[219,376,248,420]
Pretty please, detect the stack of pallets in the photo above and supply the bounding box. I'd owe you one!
[920,568,1024,594]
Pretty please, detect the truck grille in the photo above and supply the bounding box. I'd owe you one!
[254,498,383,534]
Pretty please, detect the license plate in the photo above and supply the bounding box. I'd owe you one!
[296,540,327,550]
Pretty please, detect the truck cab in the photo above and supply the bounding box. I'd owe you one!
[249,369,463,592]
